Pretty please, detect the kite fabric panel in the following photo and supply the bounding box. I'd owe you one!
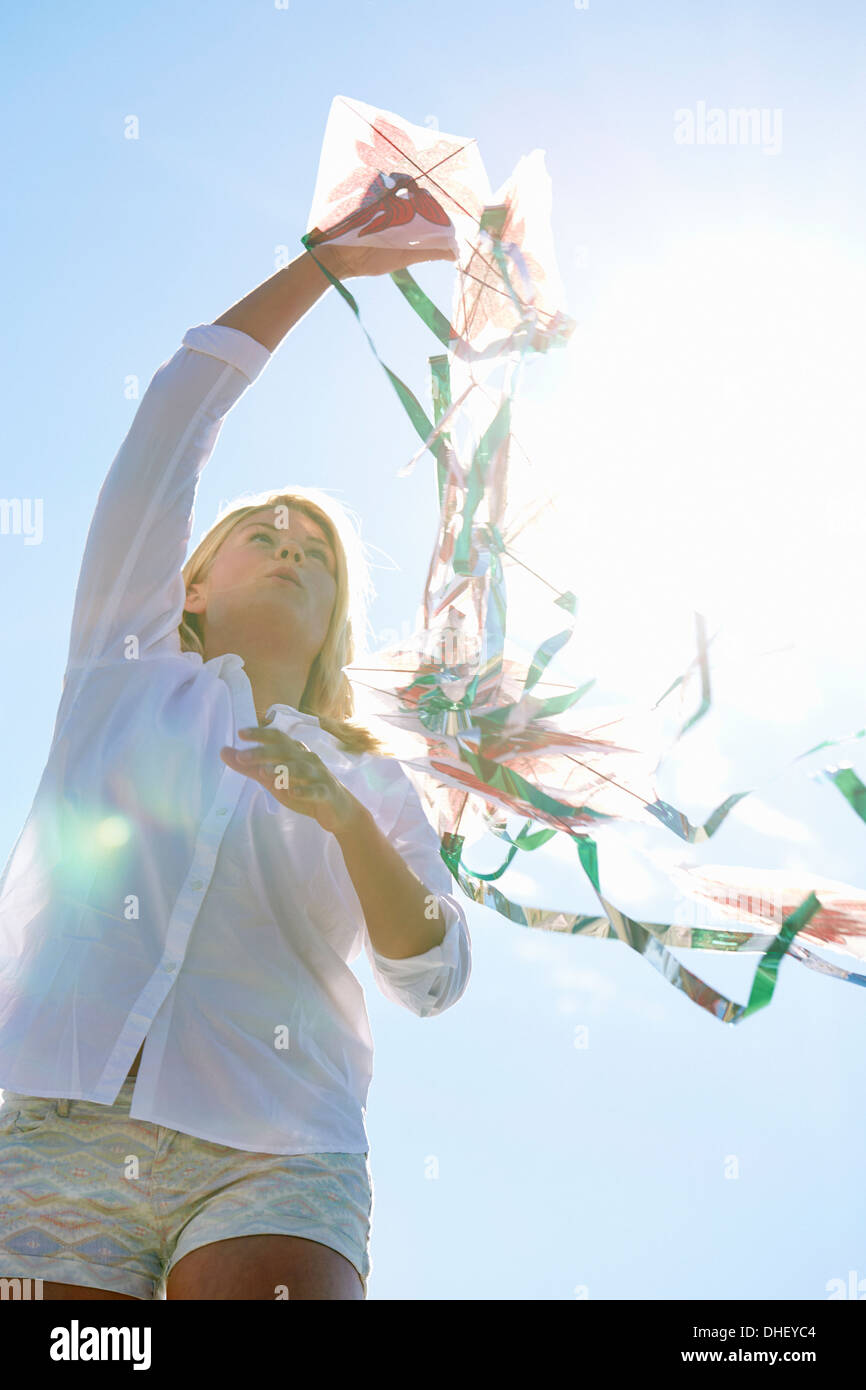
[300,94,866,1026]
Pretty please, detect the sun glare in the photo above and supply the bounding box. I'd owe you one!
[506,224,865,722]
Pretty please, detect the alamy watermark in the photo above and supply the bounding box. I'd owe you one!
[0,1276,44,1299]
[0,497,43,544]
[674,102,782,155]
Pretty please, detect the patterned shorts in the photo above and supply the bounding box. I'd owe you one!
[0,1078,372,1300]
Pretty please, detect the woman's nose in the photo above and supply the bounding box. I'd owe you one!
[279,548,302,561]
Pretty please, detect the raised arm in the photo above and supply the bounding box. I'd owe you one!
[213,249,338,353]
[213,241,455,352]
[59,238,455,716]
[60,321,274,700]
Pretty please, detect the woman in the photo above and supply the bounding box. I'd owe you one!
[0,238,471,1300]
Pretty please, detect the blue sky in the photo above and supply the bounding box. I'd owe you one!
[1,0,865,1299]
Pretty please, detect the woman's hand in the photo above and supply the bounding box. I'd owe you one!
[220,724,363,836]
[312,241,457,281]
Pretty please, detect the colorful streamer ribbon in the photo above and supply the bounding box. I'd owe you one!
[302,95,866,1023]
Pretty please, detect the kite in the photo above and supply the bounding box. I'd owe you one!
[301,94,866,1025]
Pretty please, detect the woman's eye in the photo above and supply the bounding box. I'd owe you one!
[310,548,327,562]
[252,533,272,543]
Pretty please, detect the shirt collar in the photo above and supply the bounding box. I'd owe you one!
[215,653,321,728]
[265,704,321,728]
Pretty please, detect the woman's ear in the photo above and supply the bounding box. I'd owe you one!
[184,582,206,614]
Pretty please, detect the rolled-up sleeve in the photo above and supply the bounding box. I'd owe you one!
[63,323,272,681]
[363,769,472,1018]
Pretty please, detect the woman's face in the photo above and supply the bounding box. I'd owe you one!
[184,506,339,662]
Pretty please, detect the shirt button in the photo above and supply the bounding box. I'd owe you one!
[166,961,178,973]
[191,879,204,890]
[216,808,227,817]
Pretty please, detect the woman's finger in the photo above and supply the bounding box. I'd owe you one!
[233,750,319,789]
[235,731,315,761]
[239,727,314,754]
[404,249,458,265]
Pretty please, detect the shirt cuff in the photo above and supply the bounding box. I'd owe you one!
[182,323,273,385]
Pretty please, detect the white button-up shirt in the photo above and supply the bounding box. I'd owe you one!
[0,322,471,1155]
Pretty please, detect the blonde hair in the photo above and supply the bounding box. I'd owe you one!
[179,487,392,757]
